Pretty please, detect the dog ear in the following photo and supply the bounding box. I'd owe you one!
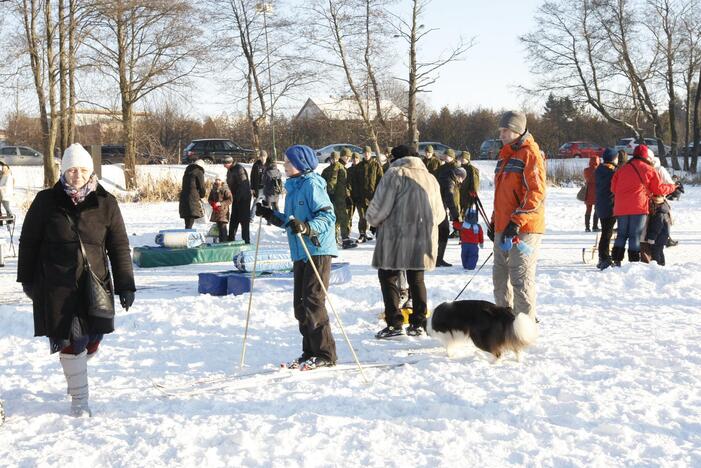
[504,306,517,319]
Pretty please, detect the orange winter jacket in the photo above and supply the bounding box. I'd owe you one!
[492,133,546,233]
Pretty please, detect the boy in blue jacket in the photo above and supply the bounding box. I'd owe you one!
[256,145,338,369]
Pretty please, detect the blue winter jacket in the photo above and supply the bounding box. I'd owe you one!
[594,163,616,219]
[273,172,338,262]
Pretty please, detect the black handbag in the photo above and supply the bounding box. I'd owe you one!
[65,213,115,319]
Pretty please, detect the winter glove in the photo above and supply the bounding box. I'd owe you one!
[255,203,274,220]
[210,201,220,212]
[345,196,353,207]
[288,219,310,236]
[487,222,495,242]
[21,283,34,301]
[452,220,462,231]
[369,226,377,236]
[501,221,519,244]
[119,291,135,311]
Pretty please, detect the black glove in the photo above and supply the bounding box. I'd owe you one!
[22,283,34,300]
[345,197,353,207]
[119,291,135,311]
[369,226,377,235]
[255,203,273,220]
[487,222,495,242]
[501,221,519,244]
[288,219,310,235]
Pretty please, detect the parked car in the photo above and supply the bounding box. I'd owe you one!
[557,141,604,159]
[181,138,255,164]
[418,141,453,155]
[100,144,167,165]
[614,137,671,156]
[479,139,503,160]
[0,145,60,166]
[315,144,364,162]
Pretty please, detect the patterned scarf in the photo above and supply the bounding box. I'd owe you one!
[61,173,98,205]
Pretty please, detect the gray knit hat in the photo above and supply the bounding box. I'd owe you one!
[498,110,527,134]
[453,167,467,179]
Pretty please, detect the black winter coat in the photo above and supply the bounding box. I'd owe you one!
[594,162,616,219]
[179,164,206,219]
[250,160,265,192]
[438,160,460,220]
[262,163,283,203]
[227,163,251,203]
[17,183,135,338]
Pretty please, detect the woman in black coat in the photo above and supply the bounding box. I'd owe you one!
[17,143,135,417]
[179,160,206,228]
[261,157,283,213]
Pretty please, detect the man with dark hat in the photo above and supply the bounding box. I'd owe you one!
[349,147,383,242]
[321,151,355,249]
[459,150,480,211]
[224,156,252,243]
[435,148,463,267]
[255,145,338,369]
[491,110,545,322]
[594,148,618,269]
[422,145,441,176]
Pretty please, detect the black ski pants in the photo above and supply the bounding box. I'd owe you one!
[228,198,251,243]
[378,269,427,329]
[598,217,616,260]
[293,255,337,362]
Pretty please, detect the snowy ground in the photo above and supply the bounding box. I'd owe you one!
[1,170,700,466]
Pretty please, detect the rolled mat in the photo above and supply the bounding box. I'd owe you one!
[133,241,253,268]
[233,249,292,273]
[198,262,352,296]
[155,229,206,249]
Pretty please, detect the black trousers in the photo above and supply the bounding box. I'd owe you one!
[598,217,616,260]
[378,269,427,329]
[184,217,196,229]
[228,198,251,243]
[293,256,337,362]
[216,222,228,242]
[438,216,449,244]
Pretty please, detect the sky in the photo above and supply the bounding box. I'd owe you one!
[188,0,543,120]
[0,0,544,124]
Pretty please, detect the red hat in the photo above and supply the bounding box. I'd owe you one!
[633,144,651,160]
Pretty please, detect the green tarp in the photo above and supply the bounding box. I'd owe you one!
[133,241,254,268]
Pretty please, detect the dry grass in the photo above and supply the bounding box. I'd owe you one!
[116,175,213,203]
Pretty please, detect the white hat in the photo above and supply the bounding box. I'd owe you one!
[61,143,94,174]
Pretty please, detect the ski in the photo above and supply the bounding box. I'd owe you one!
[151,360,420,397]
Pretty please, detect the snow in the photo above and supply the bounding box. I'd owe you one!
[1,164,701,466]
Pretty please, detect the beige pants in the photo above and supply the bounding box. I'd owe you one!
[492,232,542,319]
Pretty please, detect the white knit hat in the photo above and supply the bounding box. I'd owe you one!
[61,143,94,174]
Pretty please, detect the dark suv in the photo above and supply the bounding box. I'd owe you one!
[182,138,255,164]
[101,144,166,165]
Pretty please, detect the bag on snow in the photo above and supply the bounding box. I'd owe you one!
[233,249,293,273]
[576,185,587,202]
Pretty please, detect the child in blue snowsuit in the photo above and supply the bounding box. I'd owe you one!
[452,207,484,269]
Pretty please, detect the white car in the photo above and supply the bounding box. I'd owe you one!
[0,145,60,166]
[615,138,671,156]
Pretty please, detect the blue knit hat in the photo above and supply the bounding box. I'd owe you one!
[602,147,617,163]
[285,145,318,173]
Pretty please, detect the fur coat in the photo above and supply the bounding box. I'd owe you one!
[366,156,444,270]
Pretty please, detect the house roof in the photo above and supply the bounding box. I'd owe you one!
[295,97,404,121]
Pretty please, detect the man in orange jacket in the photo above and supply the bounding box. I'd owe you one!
[489,111,546,320]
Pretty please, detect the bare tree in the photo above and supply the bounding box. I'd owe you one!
[391,0,472,150]
[87,0,204,189]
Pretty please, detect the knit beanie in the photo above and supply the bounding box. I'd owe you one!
[364,146,372,154]
[341,147,352,158]
[601,147,617,163]
[425,145,434,154]
[498,111,527,134]
[61,143,94,174]
[453,166,467,179]
[285,145,318,173]
[461,150,471,161]
[444,148,455,158]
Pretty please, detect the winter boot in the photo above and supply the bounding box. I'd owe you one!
[596,257,613,270]
[585,214,591,232]
[375,325,405,339]
[436,241,452,267]
[628,250,641,262]
[282,354,311,369]
[611,246,625,267]
[299,356,336,371]
[342,238,358,249]
[593,214,599,232]
[59,350,91,417]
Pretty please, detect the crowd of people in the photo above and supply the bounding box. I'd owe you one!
[17,108,690,418]
[582,144,683,269]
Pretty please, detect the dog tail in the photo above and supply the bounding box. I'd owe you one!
[512,312,538,345]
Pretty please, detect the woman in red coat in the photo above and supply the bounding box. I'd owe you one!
[610,145,676,264]
[583,156,600,232]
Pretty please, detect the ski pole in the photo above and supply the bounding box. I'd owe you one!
[239,197,266,369]
[290,216,369,384]
[453,251,493,301]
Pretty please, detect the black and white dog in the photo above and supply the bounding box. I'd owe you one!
[427,300,538,361]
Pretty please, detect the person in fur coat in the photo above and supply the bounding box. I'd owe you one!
[366,145,444,338]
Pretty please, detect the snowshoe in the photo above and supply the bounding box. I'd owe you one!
[299,357,336,371]
[375,326,405,339]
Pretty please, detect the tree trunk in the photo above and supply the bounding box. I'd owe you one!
[58,0,69,153]
[67,0,77,144]
[122,102,137,189]
[406,0,419,151]
[692,64,701,173]
[45,0,59,187]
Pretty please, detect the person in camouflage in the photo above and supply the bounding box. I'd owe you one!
[321,151,356,249]
[350,147,384,242]
[435,149,463,266]
[422,145,441,177]
[382,146,393,172]
[345,151,358,235]
[459,150,480,212]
